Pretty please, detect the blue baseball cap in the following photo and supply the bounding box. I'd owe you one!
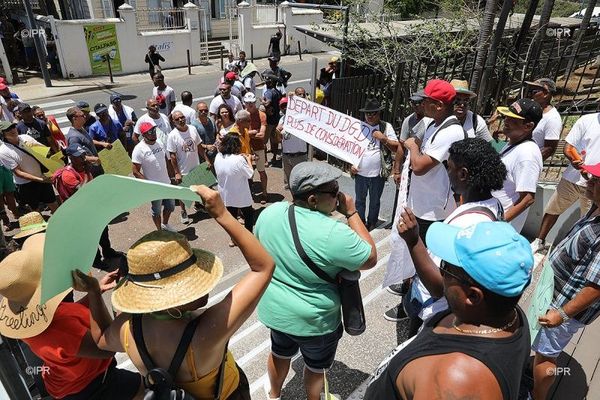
[65,144,88,158]
[426,221,533,297]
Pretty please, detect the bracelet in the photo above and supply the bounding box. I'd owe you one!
[557,307,570,322]
[345,210,359,219]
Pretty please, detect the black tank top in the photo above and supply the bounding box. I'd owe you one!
[364,307,530,400]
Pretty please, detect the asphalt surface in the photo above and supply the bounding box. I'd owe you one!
[9,56,404,399]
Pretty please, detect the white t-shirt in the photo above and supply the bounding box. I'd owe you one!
[414,198,504,321]
[209,95,243,117]
[462,110,492,142]
[131,140,171,184]
[408,116,471,221]
[134,113,171,149]
[243,76,256,94]
[532,106,562,148]
[0,136,43,184]
[166,125,203,175]
[214,152,254,207]
[492,140,542,233]
[152,85,176,116]
[562,113,600,186]
[357,121,397,178]
[280,114,307,154]
[171,104,196,125]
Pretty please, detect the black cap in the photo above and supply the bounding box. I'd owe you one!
[110,94,121,103]
[76,101,90,110]
[17,103,31,112]
[497,98,543,125]
[94,103,108,114]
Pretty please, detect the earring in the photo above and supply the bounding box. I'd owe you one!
[166,307,183,319]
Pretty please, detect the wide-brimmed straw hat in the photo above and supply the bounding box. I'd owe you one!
[0,233,72,339]
[450,79,477,98]
[13,212,48,240]
[112,231,224,313]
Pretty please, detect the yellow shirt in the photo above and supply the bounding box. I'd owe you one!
[228,124,251,154]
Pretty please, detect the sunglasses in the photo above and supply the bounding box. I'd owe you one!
[174,116,186,121]
[582,171,600,182]
[453,99,470,106]
[365,111,379,116]
[198,109,209,113]
[440,260,474,286]
[530,88,546,95]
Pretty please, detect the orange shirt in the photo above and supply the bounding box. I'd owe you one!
[249,109,267,151]
[23,302,113,398]
[228,124,251,154]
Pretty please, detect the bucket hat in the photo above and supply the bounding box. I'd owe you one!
[0,233,72,339]
[359,98,385,113]
[111,231,224,313]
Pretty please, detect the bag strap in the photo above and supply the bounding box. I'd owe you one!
[167,316,202,377]
[472,112,478,132]
[447,204,503,224]
[131,314,157,371]
[288,205,336,284]
[131,314,202,378]
[427,117,464,144]
[213,342,229,400]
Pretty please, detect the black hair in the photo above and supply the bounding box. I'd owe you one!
[216,103,234,121]
[219,134,241,155]
[65,106,81,123]
[448,138,507,193]
[181,91,193,103]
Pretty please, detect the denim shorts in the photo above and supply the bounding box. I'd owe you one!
[150,199,175,217]
[270,324,343,372]
[531,317,586,358]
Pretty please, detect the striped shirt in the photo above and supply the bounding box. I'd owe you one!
[550,206,600,324]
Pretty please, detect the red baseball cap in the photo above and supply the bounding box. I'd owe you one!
[225,71,237,80]
[0,83,8,91]
[279,97,288,106]
[423,79,456,104]
[139,122,156,135]
[582,162,600,178]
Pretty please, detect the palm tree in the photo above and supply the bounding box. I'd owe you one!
[471,0,499,95]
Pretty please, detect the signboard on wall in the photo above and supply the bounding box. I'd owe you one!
[83,24,122,75]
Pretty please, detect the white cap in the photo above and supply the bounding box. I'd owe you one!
[243,92,257,103]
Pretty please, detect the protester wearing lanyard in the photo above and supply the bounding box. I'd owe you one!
[492,98,543,233]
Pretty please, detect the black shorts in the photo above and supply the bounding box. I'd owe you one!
[16,182,56,209]
[270,324,343,372]
[61,359,141,400]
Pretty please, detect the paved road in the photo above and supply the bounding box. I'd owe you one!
[14,56,405,399]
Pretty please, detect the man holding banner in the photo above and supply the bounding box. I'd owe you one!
[350,98,399,231]
[532,161,600,400]
[0,121,58,213]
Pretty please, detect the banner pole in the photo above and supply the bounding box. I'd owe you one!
[308,57,318,161]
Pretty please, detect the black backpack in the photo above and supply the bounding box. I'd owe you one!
[131,315,228,400]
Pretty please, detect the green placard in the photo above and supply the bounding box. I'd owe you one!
[40,175,202,303]
[527,258,555,343]
[180,164,217,188]
[84,24,122,75]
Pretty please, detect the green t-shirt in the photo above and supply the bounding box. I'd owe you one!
[255,202,372,336]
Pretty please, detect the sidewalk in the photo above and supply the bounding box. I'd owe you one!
[13,52,333,102]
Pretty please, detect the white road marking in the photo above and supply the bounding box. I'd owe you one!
[35,99,75,109]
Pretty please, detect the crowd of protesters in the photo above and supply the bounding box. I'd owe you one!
[0,50,598,400]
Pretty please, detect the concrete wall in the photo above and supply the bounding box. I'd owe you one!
[51,3,204,78]
[521,182,581,244]
[237,1,331,59]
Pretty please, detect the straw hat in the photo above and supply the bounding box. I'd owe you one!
[0,233,72,339]
[450,79,477,98]
[13,212,48,240]
[111,231,224,313]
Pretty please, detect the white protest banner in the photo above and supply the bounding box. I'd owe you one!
[284,96,369,165]
[384,152,416,288]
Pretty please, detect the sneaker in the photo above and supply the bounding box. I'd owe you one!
[161,223,177,232]
[384,305,409,322]
[263,380,281,400]
[180,211,191,225]
[530,238,545,254]
[386,284,404,296]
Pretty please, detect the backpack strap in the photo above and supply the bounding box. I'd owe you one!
[472,112,478,132]
[167,316,202,378]
[428,117,464,144]
[131,314,157,371]
[213,343,229,400]
[288,205,336,285]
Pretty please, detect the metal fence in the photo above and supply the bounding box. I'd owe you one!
[329,27,600,180]
[252,4,281,25]
[136,8,186,32]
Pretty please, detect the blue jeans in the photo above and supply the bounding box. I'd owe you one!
[354,174,386,228]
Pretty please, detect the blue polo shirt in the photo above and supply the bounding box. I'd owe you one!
[88,119,122,143]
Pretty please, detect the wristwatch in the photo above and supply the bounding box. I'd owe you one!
[556,307,570,322]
